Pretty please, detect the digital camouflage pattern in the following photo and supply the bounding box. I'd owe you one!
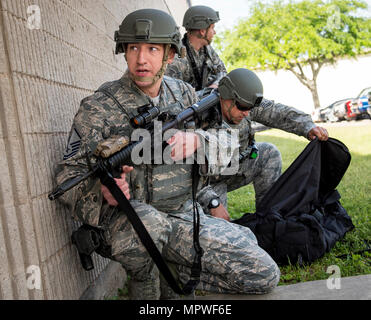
[56,71,280,299]
[165,34,227,90]
[165,38,316,209]
[57,71,201,225]
[197,98,316,211]
[197,142,282,211]
[105,199,280,297]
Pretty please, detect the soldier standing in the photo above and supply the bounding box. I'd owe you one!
[55,9,280,300]
[165,5,227,96]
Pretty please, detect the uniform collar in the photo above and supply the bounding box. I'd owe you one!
[120,70,169,109]
[183,33,207,57]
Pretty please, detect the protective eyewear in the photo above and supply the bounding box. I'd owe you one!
[235,97,263,111]
[235,100,254,111]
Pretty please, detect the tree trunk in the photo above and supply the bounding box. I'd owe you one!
[309,83,321,109]
[288,60,323,110]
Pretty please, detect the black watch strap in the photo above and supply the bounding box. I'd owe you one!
[208,197,220,209]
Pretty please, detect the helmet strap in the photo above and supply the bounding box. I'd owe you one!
[227,100,235,118]
[222,99,237,124]
[194,27,211,45]
[152,44,171,83]
[202,26,211,45]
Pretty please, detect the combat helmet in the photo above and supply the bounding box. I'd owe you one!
[183,5,220,30]
[115,9,183,57]
[218,68,264,111]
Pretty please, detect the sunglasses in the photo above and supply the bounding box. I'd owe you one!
[235,97,263,111]
[235,100,254,111]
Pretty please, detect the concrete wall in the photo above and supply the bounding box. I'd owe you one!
[0,0,190,300]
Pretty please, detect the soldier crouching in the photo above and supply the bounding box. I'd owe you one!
[54,9,280,300]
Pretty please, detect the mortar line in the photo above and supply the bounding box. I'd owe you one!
[12,70,94,93]
[0,2,41,300]
[3,7,124,74]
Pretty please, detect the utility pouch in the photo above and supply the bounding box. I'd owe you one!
[71,224,105,271]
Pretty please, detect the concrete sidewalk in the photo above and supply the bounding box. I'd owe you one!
[196,274,371,300]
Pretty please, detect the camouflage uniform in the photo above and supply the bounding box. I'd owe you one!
[165,34,227,91]
[197,99,316,212]
[56,71,280,299]
[165,34,316,211]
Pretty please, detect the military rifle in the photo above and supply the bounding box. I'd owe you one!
[48,90,221,201]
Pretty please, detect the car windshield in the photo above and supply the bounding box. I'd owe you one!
[358,87,371,98]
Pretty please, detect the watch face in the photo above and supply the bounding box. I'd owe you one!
[210,198,220,208]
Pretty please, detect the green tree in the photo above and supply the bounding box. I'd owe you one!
[215,0,371,109]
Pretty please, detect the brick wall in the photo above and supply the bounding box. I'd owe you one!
[0,0,190,300]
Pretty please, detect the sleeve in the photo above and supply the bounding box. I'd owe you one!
[207,46,227,87]
[177,80,240,176]
[181,80,198,104]
[195,125,240,176]
[196,184,220,215]
[250,98,316,138]
[55,95,131,226]
[166,56,192,83]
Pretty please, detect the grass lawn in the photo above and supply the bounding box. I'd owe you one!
[111,120,370,299]
[228,120,371,285]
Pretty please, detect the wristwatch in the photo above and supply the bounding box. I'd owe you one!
[208,197,221,209]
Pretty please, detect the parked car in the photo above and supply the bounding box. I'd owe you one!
[352,87,371,119]
[344,99,358,121]
[319,105,336,122]
[332,87,371,121]
[317,99,348,122]
[331,99,350,121]
[312,87,371,122]
[311,108,322,122]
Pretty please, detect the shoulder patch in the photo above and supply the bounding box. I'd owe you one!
[63,127,82,160]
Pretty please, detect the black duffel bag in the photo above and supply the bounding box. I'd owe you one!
[232,138,354,265]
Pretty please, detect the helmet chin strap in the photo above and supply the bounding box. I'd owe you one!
[223,99,237,124]
[196,26,211,45]
[203,32,212,45]
[127,44,171,86]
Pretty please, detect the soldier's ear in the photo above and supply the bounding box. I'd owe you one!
[167,47,176,64]
[198,28,207,37]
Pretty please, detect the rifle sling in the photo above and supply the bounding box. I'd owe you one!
[183,35,207,91]
[99,162,201,296]
[95,88,203,295]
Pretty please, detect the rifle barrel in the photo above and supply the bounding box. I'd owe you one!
[48,169,96,200]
